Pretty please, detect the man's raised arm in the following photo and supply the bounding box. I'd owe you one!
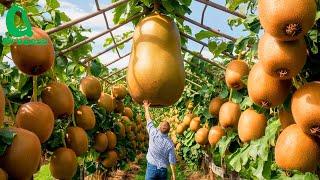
[169,145,177,180]
[143,100,157,136]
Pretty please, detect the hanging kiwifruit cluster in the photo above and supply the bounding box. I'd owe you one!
[257,0,320,173]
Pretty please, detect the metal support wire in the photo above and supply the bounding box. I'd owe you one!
[94,0,121,59]
[46,0,130,34]
[182,47,226,70]
[186,78,202,88]
[195,0,246,19]
[58,12,143,56]
[185,71,207,84]
[82,36,132,65]
[112,75,127,84]
[103,66,128,80]
[176,14,237,42]
[180,31,235,59]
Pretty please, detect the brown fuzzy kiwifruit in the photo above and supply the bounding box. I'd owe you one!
[94,133,108,152]
[127,14,185,107]
[101,150,118,168]
[116,121,126,138]
[182,113,194,127]
[258,0,317,41]
[50,147,77,180]
[106,131,117,150]
[122,116,132,133]
[122,107,133,119]
[247,63,291,108]
[219,101,241,128]
[291,82,320,137]
[0,128,41,180]
[10,27,54,75]
[114,100,124,113]
[176,123,187,135]
[0,86,5,127]
[258,33,307,79]
[225,60,249,90]
[80,76,102,101]
[136,114,142,124]
[190,117,201,132]
[279,109,295,130]
[112,85,127,100]
[238,109,267,142]
[16,102,54,143]
[41,82,74,118]
[209,97,226,117]
[65,127,89,156]
[75,105,96,130]
[98,93,115,112]
[275,124,320,172]
[208,126,225,146]
[195,127,209,145]
[0,168,7,180]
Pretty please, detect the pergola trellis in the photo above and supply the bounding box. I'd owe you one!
[44,0,247,93]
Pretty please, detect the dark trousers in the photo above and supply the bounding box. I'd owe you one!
[145,162,168,180]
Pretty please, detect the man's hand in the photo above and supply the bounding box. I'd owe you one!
[143,100,152,121]
[143,100,151,109]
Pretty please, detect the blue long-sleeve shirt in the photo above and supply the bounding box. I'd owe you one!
[146,119,176,169]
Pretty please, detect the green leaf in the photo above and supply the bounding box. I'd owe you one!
[231,90,243,103]
[214,42,228,57]
[161,0,175,12]
[195,30,216,41]
[0,128,16,156]
[46,0,60,9]
[208,41,217,53]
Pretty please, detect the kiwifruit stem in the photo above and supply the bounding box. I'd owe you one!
[228,88,233,101]
[285,23,302,37]
[153,0,160,12]
[32,76,38,102]
[72,111,76,127]
[5,97,15,124]
[61,130,67,147]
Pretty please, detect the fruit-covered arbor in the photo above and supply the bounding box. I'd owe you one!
[0,0,319,179]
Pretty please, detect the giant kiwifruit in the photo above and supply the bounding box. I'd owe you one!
[106,131,117,150]
[182,113,194,127]
[41,82,74,118]
[80,76,102,101]
[16,102,54,143]
[94,133,108,153]
[238,109,267,142]
[127,13,185,106]
[101,151,118,168]
[98,93,115,112]
[0,128,41,179]
[225,60,249,90]
[219,101,241,128]
[10,27,54,75]
[195,127,209,145]
[275,124,320,172]
[258,33,307,79]
[49,147,77,180]
[291,82,320,137]
[0,86,5,127]
[258,0,317,41]
[209,97,226,117]
[122,107,133,119]
[176,123,187,135]
[208,126,225,146]
[279,109,295,130]
[0,168,7,180]
[247,63,291,108]
[112,85,127,100]
[190,117,201,132]
[114,100,124,113]
[75,105,96,130]
[65,127,89,156]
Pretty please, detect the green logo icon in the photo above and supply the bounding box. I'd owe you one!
[2,4,47,46]
[6,4,33,37]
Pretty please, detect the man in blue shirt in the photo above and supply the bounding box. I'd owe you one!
[143,100,176,180]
